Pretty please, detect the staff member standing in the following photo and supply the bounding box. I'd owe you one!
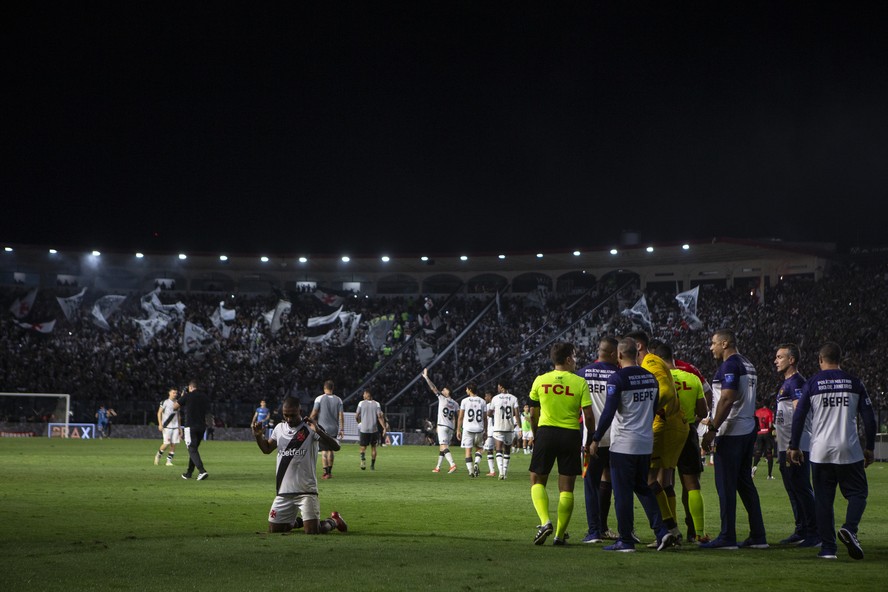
[176,380,210,481]
[700,329,766,550]
[789,342,876,560]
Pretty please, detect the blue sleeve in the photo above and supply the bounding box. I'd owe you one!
[789,381,812,449]
[593,378,620,442]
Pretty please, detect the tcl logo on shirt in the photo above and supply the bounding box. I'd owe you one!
[539,384,578,396]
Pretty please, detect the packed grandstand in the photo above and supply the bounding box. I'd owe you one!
[2,242,886,433]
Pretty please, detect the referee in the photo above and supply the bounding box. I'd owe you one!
[528,342,593,547]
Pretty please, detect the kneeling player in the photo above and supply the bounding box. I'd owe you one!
[253,396,347,534]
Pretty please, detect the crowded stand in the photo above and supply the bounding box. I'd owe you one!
[2,259,886,432]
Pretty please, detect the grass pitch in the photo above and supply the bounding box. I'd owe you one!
[1,438,885,591]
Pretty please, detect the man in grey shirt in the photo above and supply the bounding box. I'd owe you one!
[356,389,386,471]
[310,380,344,479]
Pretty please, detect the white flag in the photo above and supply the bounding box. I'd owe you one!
[271,300,292,334]
[56,288,87,323]
[367,314,395,350]
[304,329,335,344]
[336,311,361,346]
[134,315,170,346]
[91,295,127,331]
[183,321,215,353]
[10,288,37,319]
[621,295,652,331]
[210,301,236,338]
[675,286,703,330]
[307,305,342,328]
[415,338,435,367]
[14,319,56,334]
[141,289,186,319]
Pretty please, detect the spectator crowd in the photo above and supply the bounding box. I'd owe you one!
[2,259,886,432]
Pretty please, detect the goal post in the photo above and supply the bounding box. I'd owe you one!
[0,392,71,437]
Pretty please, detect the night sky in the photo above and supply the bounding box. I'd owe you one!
[4,3,887,257]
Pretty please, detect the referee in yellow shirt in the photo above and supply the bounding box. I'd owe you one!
[528,342,594,546]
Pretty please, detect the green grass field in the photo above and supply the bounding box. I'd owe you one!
[1,438,885,591]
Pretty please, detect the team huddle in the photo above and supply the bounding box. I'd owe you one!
[420,330,876,559]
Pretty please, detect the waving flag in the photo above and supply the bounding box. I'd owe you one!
[14,319,56,334]
[56,288,87,323]
[134,315,170,346]
[91,295,127,331]
[314,287,346,308]
[10,288,37,319]
[183,321,215,353]
[307,305,342,328]
[675,286,703,330]
[621,295,652,331]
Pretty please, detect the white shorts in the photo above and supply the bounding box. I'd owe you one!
[162,427,180,445]
[523,430,534,441]
[437,426,454,446]
[461,430,485,449]
[483,434,496,450]
[493,431,516,446]
[268,494,320,524]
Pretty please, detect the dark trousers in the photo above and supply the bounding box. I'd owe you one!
[778,450,817,537]
[609,451,666,544]
[713,430,766,542]
[184,426,206,475]
[811,461,868,553]
[583,447,609,535]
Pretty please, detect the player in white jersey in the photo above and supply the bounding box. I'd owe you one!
[488,382,520,479]
[422,368,459,473]
[482,392,497,476]
[456,383,487,477]
[154,387,180,466]
[252,396,347,535]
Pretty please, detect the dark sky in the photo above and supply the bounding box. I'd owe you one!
[3,3,887,257]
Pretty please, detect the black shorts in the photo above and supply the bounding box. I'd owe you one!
[677,425,703,475]
[359,431,380,447]
[754,433,775,456]
[319,440,337,452]
[529,426,583,476]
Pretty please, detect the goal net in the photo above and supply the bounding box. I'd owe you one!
[0,392,76,438]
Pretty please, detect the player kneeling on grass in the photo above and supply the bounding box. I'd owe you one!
[253,396,348,535]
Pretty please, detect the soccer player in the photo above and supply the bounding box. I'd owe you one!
[654,343,709,543]
[488,382,520,479]
[176,380,210,480]
[481,391,497,476]
[422,368,459,473]
[626,332,685,544]
[752,400,775,479]
[789,342,876,560]
[700,328,767,550]
[528,342,593,547]
[521,405,533,454]
[773,343,817,546]
[309,380,344,480]
[355,389,386,471]
[590,338,676,552]
[252,399,271,438]
[154,387,180,466]
[577,336,619,544]
[456,383,487,477]
[252,396,347,535]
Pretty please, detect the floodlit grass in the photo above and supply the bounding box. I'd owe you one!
[1,438,885,591]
